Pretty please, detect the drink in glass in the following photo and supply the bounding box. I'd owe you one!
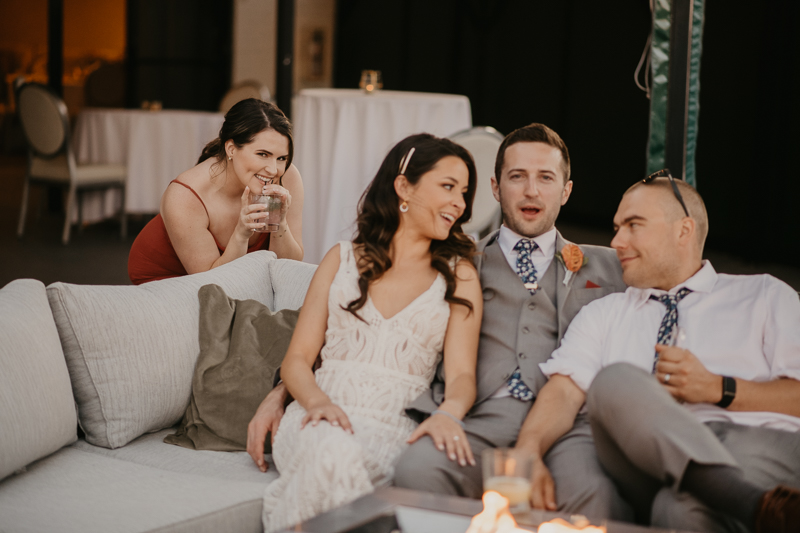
[482,448,532,513]
[249,194,281,232]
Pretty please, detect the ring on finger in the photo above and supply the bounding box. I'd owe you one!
[453,435,460,441]
[664,373,671,384]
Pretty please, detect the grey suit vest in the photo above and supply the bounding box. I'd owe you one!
[405,230,626,418]
[476,238,560,403]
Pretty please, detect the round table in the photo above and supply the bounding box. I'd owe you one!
[292,89,472,264]
[73,108,225,223]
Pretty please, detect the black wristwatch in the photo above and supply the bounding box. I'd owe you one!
[716,376,736,408]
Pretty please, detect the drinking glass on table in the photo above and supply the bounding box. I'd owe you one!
[482,448,533,513]
[249,194,282,232]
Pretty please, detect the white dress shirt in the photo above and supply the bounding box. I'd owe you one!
[540,261,800,432]
[497,225,558,277]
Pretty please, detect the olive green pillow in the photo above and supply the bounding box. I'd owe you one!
[165,284,300,452]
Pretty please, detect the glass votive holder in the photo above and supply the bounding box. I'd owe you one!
[359,70,383,93]
[482,447,532,513]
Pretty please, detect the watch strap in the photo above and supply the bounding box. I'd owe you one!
[716,376,736,408]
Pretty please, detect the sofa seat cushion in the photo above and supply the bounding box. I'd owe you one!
[71,429,279,485]
[46,251,276,449]
[0,447,267,533]
[0,279,77,481]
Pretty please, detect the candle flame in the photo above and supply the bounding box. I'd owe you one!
[466,491,529,533]
[537,518,606,532]
[467,491,606,533]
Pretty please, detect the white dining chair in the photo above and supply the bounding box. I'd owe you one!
[15,79,127,244]
[449,126,504,239]
[218,80,271,114]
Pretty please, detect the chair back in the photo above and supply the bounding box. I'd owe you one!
[450,126,504,237]
[219,80,271,114]
[16,81,70,159]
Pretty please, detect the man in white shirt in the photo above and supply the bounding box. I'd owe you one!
[519,174,800,532]
[395,124,632,521]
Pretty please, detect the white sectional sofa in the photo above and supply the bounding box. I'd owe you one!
[0,252,317,533]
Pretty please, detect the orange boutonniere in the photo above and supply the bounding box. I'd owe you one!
[555,244,588,285]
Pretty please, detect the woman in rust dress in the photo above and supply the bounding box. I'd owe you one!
[128,99,304,284]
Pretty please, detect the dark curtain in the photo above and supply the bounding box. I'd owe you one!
[126,0,233,111]
[335,0,800,268]
[696,0,800,265]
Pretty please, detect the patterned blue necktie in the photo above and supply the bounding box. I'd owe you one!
[649,287,692,372]
[506,238,538,401]
[513,239,539,295]
[507,368,534,401]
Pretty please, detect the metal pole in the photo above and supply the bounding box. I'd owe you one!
[47,0,64,97]
[276,0,295,118]
[664,0,693,181]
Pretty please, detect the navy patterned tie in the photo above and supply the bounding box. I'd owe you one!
[649,287,692,372]
[513,239,539,295]
[507,368,534,401]
[507,238,538,401]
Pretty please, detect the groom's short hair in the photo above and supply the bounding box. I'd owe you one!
[494,123,571,183]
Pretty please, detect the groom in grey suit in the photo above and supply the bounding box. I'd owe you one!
[394,123,633,521]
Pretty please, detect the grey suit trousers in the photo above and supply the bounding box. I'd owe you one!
[588,363,800,532]
[393,396,634,522]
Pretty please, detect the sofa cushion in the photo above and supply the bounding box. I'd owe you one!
[0,447,266,533]
[46,251,275,449]
[72,429,278,485]
[269,258,317,311]
[164,284,300,452]
[0,279,77,481]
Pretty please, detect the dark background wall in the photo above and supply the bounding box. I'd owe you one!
[335,0,800,268]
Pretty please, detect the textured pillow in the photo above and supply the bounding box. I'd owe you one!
[46,251,276,449]
[269,258,317,311]
[164,284,300,452]
[0,279,77,481]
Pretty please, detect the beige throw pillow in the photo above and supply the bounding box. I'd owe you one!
[165,284,300,452]
[47,251,276,449]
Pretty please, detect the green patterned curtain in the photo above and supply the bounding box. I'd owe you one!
[646,0,705,187]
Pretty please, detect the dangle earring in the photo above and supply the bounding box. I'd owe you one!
[398,147,415,214]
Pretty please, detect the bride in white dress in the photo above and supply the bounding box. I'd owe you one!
[260,133,484,532]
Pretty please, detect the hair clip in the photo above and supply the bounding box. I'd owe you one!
[398,147,415,175]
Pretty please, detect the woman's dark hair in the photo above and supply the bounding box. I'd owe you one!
[197,98,293,179]
[345,133,478,319]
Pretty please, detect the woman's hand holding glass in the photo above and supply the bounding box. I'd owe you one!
[236,186,273,235]
[407,411,475,467]
[259,182,292,227]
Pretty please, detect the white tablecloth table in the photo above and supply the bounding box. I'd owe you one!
[292,89,472,264]
[73,108,225,223]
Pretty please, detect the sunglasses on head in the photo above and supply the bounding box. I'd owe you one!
[642,168,689,217]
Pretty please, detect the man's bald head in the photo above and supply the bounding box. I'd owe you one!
[624,178,708,253]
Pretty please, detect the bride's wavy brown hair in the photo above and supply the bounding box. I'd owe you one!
[345,133,478,319]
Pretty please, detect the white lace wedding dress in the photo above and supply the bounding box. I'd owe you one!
[262,241,451,532]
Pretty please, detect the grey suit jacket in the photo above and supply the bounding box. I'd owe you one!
[406,229,626,419]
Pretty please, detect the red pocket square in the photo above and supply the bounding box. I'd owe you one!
[585,280,601,289]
